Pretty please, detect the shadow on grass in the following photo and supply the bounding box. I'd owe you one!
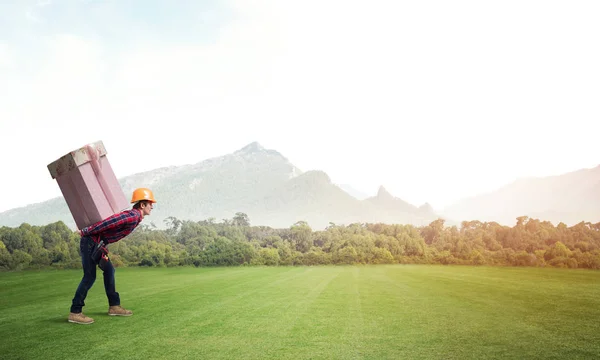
[49,316,70,324]
[87,311,109,316]
[47,315,94,325]
[47,311,127,324]
[84,311,136,319]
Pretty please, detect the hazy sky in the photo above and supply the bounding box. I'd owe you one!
[0,0,599,214]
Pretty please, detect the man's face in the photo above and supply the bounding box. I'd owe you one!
[141,201,154,216]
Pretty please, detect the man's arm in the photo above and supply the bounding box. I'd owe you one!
[81,211,138,236]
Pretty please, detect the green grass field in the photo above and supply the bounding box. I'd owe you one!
[1,265,599,359]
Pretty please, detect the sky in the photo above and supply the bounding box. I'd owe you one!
[0,0,599,214]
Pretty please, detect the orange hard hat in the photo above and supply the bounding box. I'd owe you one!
[131,188,157,204]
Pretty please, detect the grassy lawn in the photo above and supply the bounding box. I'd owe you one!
[1,265,599,359]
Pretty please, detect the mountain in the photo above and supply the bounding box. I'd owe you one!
[0,142,444,230]
[362,186,441,226]
[441,165,600,226]
[245,170,367,228]
[337,184,370,200]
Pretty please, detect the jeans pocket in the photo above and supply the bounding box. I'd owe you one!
[80,236,94,257]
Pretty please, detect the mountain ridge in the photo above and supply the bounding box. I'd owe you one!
[0,142,443,230]
[441,164,600,226]
[1,142,598,229]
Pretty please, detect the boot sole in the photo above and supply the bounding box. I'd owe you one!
[68,319,94,324]
[108,313,133,316]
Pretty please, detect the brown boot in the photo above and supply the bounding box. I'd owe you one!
[108,305,133,316]
[68,312,94,324]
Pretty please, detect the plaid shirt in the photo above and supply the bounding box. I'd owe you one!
[81,209,143,244]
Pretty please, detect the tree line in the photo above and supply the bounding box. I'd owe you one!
[1,213,599,271]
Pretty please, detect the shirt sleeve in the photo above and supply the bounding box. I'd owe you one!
[81,211,137,236]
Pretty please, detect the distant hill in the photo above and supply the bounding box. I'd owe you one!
[337,184,371,200]
[0,142,443,230]
[441,165,600,226]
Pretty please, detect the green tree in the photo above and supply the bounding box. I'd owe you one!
[303,247,332,265]
[0,241,12,270]
[333,246,358,265]
[232,212,250,227]
[9,249,32,270]
[371,247,394,264]
[544,241,572,262]
[164,216,182,235]
[290,221,313,253]
[421,219,445,245]
[251,247,280,266]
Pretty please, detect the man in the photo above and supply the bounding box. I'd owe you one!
[68,187,157,325]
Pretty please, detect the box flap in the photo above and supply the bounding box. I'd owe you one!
[47,141,107,179]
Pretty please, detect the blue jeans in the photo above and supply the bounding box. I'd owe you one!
[70,236,120,313]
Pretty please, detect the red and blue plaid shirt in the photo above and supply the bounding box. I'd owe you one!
[81,209,143,244]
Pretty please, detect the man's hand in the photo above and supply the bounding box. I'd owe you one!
[99,254,109,271]
[76,229,82,237]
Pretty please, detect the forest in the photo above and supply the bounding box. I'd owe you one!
[1,213,599,271]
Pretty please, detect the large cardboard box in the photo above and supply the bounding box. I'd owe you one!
[48,141,129,229]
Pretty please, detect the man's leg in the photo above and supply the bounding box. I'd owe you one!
[102,258,120,306]
[69,237,96,324]
[103,258,133,316]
